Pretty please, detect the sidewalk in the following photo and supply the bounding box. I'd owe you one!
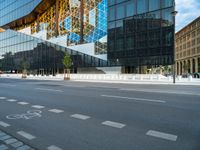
[1,74,200,86]
[0,130,35,150]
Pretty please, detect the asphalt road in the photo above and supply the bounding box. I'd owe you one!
[0,78,200,150]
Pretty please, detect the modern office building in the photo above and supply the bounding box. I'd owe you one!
[0,0,175,74]
[108,0,175,73]
[176,16,200,75]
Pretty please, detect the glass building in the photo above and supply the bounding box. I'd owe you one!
[0,0,175,74]
[0,0,109,74]
[108,0,175,73]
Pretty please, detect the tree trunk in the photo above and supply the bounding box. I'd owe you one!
[64,69,70,80]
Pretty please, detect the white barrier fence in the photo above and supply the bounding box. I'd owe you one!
[1,73,200,83]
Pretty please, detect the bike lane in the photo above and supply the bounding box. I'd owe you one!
[0,96,154,150]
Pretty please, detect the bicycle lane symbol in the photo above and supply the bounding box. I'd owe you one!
[6,110,42,120]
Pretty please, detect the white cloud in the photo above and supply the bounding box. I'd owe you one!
[176,0,200,31]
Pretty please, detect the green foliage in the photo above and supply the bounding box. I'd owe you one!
[20,58,29,70]
[62,52,72,69]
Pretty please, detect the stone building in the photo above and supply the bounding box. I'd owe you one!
[176,16,200,75]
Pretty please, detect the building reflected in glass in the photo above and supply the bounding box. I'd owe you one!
[108,0,174,73]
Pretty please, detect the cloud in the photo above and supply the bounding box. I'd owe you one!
[176,0,200,32]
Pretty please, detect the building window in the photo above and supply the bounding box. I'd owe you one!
[116,3,125,19]
[137,0,148,14]
[108,0,115,6]
[126,36,134,50]
[149,0,160,11]
[126,0,135,17]
[192,31,196,38]
[116,38,124,51]
[109,6,115,21]
[162,8,173,27]
[197,28,200,35]
[162,0,173,8]
[197,38,200,44]
[192,39,196,45]
[192,48,196,54]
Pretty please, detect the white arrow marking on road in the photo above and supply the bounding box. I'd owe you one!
[146,130,178,141]
[101,95,166,103]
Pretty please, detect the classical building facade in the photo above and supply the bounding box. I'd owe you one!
[176,16,200,75]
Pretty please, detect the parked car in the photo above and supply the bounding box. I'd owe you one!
[192,73,200,78]
[182,73,191,78]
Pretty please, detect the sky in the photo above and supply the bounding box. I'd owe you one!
[176,0,200,32]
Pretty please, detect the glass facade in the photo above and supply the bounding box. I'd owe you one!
[0,29,108,74]
[0,0,176,74]
[108,0,175,71]
[0,0,109,73]
[0,0,42,26]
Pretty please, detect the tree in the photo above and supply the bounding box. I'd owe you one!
[62,52,72,80]
[20,58,29,78]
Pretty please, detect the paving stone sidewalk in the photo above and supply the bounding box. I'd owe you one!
[0,130,35,150]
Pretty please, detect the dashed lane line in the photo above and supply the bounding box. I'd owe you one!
[101,95,166,103]
[17,102,29,105]
[6,99,17,102]
[17,131,36,140]
[146,130,178,141]
[48,109,64,113]
[35,88,63,93]
[47,145,63,150]
[31,105,45,109]
[0,97,6,100]
[0,121,10,127]
[102,121,126,129]
[0,84,16,87]
[120,88,200,96]
[71,114,90,120]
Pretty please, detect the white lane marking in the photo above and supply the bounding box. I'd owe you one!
[31,105,45,109]
[63,85,85,88]
[48,109,64,113]
[102,121,126,129]
[35,88,63,92]
[146,130,178,141]
[101,95,166,103]
[0,121,10,127]
[6,99,17,102]
[120,88,200,96]
[0,97,6,100]
[47,145,62,150]
[18,102,29,105]
[71,114,90,120]
[17,131,36,140]
[7,110,42,120]
[0,84,16,87]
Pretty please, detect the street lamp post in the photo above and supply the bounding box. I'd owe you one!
[171,2,178,84]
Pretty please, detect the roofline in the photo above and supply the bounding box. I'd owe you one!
[176,16,200,34]
[1,0,56,29]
